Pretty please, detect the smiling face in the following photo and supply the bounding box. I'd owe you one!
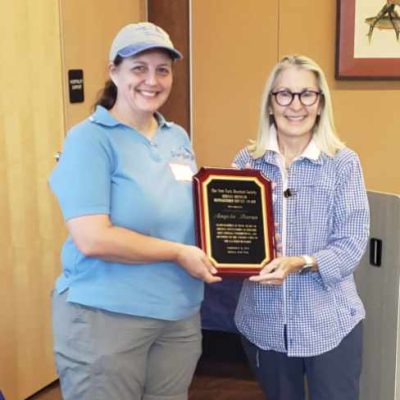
[270,66,322,143]
[109,49,173,117]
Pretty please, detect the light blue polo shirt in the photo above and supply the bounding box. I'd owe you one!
[49,106,203,321]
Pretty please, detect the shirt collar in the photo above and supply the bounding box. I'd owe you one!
[265,125,321,163]
[89,105,173,129]
[154,112,173,128]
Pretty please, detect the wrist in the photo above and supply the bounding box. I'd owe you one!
[300,255,315,273]
[172,243,187,263]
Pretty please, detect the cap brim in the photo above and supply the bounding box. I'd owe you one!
[116,43,183,60]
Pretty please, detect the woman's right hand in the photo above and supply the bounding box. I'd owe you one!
[176,245,222,284]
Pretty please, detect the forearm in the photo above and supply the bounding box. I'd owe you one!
[66,214,221,283]
[312,155,370,287]
[87,226,184,264]
[313,233,369,287]
[67,215,184,264]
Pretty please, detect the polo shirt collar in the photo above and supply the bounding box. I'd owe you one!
[89,105,173,129]
[89,106,119,127]
[154,112,173,128]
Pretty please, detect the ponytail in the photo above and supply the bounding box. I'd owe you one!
[94,80,117,110]
[93,55,123,111]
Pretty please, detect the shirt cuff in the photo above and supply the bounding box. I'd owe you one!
[313,250,343,289]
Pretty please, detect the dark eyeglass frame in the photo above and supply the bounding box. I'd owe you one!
[271,89,322,107]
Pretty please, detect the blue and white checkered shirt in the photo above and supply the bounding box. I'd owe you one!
[233,137,370,357]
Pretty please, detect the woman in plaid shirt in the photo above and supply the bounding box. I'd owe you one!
[233,55,369,400]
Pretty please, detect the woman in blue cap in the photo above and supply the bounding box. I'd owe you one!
[50,22,220,400]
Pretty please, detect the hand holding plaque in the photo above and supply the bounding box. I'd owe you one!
[193,167,276,276]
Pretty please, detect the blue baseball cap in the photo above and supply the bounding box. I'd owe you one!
[109,22,182,61]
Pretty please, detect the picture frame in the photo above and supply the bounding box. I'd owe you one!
[336,0,400,80]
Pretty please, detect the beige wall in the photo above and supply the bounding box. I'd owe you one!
[192,0,279,169]
[192,0,400,194]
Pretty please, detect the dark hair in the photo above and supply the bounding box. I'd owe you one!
[93,55,123,110]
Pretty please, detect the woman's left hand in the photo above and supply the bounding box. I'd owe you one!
[248,256,304,285]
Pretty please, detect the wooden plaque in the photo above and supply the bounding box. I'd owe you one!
[193,167,276,276]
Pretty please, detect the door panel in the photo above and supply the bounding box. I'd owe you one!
[148,0,191,134]
[0,1,65,398]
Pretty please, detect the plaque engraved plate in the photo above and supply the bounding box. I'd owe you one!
[193,167,275,276]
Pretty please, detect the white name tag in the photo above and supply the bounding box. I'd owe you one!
[169,163,194,181]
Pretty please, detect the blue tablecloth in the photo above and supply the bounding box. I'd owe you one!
[200,278,244,333]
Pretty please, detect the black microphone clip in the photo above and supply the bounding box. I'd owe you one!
[283,188,294,198]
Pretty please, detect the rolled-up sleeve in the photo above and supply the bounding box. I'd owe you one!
[314,154,370,288]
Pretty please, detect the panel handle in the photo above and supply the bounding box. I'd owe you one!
[369,238,382,267]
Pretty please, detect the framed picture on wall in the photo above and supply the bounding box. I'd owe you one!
[336,0,400,80]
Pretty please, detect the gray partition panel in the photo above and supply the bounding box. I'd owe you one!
[355,191,400,400]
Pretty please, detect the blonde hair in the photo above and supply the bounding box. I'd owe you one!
[250,55,344,158]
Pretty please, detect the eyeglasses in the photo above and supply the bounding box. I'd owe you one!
[271,89,322,107]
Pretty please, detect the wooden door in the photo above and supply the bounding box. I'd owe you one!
[60,0,145,130]
[0,1,65,398]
